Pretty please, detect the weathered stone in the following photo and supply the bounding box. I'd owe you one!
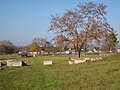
[84,58,90,61]
[33,54,36,57]
[0,60,8,65]
[84,58,91,62]
[69,57,103,65]
[70,58,76,61]
[22,61,27,66]
[7,60,22,66]
[99,57,102,60]
[0,60,27,66]
[74,60,80,64]
[90,57,103,62]
[69,61,74,64]
[74,60,86,64]
[43,60,52,65]
[91,58,96,61]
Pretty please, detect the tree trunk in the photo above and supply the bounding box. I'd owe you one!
[74,45,78,55]
[84,44,87,57]
[78,43,84,58]
[60,48,62,55]
[78,51,81,58]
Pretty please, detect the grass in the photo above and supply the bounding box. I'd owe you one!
[0,53,120,90]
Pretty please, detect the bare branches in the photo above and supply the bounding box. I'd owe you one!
[49,2,112,57]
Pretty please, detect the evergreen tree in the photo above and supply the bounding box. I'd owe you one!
[107,29,119,52]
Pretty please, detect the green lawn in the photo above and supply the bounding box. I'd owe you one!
[0,54,120,90]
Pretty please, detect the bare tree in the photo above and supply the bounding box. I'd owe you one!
[53,34,69,54]
[32,37,54,55]
[49,2,112,58]
[0,40,15,54]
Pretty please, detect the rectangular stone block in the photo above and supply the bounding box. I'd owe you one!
[74,60,86,64]
[43,60,52,65]
[7,60,22,66]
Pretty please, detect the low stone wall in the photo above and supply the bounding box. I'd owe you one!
[0,60,27,66]
[69,57,103,64]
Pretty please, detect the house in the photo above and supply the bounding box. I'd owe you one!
[117,48,120,52]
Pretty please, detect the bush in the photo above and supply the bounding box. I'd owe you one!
[17,52,28,57]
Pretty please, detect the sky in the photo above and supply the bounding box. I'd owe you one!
[0,0,120,46]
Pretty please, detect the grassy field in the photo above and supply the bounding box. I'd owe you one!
[0,53,120,90]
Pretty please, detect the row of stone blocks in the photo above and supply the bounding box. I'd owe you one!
[69,57,102,64]
[0,60,27,66]
[42,57,103,65]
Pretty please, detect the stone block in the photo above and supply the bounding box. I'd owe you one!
[91,58,96,61]
[99,57,102,60]
[43,60,52,65]
[33,54,36,57]
[74,60,80,64]
[95,58,100,61]
[84,58,91,62]
[22,61,27,66]
[84,58,90,61]
[7,60,22,66]
[69,61,74,64]
[74,60,86,64]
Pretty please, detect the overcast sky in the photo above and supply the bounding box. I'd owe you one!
[0,0,120,46]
